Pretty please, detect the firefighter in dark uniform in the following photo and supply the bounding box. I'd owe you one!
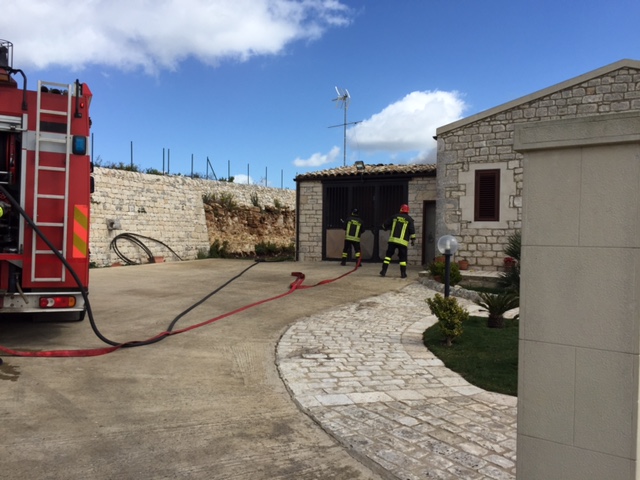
[379,204,415,278]
[341,208,362,266]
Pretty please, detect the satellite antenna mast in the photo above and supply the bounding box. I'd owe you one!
[332,86,351,166]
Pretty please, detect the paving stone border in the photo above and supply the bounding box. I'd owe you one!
[277,283,517,479]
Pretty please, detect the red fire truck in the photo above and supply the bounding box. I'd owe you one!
[0,40,92,320]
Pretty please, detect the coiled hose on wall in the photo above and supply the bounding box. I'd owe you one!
[110,232,183,265]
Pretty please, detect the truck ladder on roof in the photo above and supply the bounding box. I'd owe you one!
[30,80,73,283]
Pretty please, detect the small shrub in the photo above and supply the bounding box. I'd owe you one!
[274,198,283,210]
[250,192,261,208]
[255,241,278,256]
[254,241,295,260]
[282,242,295,255]
[426,294,469,346]
[428,261,462,286]
[102,161,140,172]
[196,247,209,259]
[144,167,163,175]
[218,192,237,210]
[209,239,230,258]
[218,177,235,183]
[202,192,237,210]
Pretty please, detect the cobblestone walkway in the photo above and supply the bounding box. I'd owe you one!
[276,282,517,480]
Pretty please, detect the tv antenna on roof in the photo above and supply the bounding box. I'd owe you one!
[329,86,360,166]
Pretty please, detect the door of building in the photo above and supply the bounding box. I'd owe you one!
[423,200,436,265]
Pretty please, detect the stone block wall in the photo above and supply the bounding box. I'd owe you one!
[408,176,437,265]
[296,182,322,262]
[437,63,640,270]
[90,167,295,266]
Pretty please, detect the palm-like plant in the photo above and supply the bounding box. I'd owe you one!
[476,291,519,328]
[504,230,521,261]
[499,231,521,292]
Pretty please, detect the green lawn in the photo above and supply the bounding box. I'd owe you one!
[422,315,518,396]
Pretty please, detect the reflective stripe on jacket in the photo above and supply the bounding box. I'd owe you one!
[345,216,362,242]
[384,213,415,247]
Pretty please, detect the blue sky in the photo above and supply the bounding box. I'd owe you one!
[2,0,639,189]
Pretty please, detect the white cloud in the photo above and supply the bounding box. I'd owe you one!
[232,174,255,185]
[293,145,340,167]
[1,0,352,73]
[347,90,467,163]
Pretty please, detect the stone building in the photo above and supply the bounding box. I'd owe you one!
[295,163,437,266]
[435,59,640,271]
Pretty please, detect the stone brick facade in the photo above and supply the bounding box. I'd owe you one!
[296,182,323,262]
[90,167,295,266]
[436,59,640,271]
[407,176,437,264]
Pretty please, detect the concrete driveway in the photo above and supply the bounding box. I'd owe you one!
[0,259,419,480]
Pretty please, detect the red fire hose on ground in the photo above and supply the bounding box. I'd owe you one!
[0,258,362,359]
[0,182,365,360]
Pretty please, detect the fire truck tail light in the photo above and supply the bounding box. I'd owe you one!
[72,135,87,155]
[39,296,77,309]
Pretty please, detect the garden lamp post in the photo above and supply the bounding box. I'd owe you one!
[437,235,459,297]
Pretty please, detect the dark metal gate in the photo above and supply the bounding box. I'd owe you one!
[323,180,407,262]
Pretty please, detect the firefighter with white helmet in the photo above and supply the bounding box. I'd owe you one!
[379,203,415,278]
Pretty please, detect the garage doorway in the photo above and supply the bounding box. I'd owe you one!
[323,180,407,262]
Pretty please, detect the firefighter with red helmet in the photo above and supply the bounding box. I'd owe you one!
[380,203,416,278]
[341,207,362,266]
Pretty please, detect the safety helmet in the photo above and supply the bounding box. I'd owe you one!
[400,204,410,213]
[351,208,359,215]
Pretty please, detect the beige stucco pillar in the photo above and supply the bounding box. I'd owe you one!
[514,111,640,480]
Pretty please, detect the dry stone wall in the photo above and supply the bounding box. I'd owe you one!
[90,167,295,266]
[203,202,295,256]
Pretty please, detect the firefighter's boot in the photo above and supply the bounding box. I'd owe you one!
[400,266,407,279]
[379,264,388,277]
[340,258,347,266]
